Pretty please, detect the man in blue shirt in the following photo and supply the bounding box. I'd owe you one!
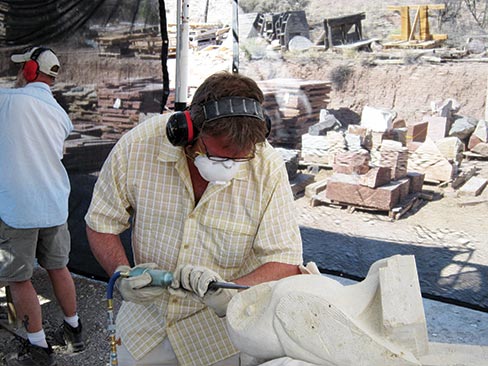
[0,46,85,366]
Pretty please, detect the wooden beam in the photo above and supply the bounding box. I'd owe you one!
[419,5,431,40]
[409,7,420,41]
[387,4,445,11]
[401,6,411,40]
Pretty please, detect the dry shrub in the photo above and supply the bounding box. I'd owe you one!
[329,64,353,91]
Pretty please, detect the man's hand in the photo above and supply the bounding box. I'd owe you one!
[116,263,165,304]
[170,265,237,317]
[171,265,221,296]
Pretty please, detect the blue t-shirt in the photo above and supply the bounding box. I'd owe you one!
[0,82,73,228]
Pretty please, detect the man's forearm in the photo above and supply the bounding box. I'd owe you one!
[233,262,300,287]
[86,225,130,276]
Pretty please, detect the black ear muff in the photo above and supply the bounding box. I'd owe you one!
[23,59,39,82]
[166,110,197,146]
[202,96,271,138]
[166,97,272,146]
[264,114,271,138]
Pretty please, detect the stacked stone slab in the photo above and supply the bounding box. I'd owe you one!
[301,131,347,166]
[96,77,172,139]
[379,140,409,181]
[53,83,99,131]
[325,145,424,211]
[259,78,331,149]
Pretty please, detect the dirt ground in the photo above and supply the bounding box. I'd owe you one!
[1,45,488,364]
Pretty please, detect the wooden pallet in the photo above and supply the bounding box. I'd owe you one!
[310,192,424,220]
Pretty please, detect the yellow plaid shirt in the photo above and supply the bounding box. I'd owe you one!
[85,114,303,365]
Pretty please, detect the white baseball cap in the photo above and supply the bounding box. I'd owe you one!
[11,47,60,77]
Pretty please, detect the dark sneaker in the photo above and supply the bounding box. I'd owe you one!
[58,320,85,353]
[4,343,57,366]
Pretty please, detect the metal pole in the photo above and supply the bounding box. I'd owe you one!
[175,0,190,111]
[232,0,239,74]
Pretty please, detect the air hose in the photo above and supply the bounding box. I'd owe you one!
[106,271,121,366]
[105,269,174,366]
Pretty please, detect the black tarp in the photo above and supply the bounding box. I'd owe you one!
[0,0,107,45]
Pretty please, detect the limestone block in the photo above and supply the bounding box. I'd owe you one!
[371,131,385,150]
[472,142,488,156]
[301,133,330,165]
[348,124,373,150]
[301,132,346,165]
[345,133,362,151]
[472,119,488,142]
[379,255,429,357]
[424,116,449,142]
[458,176,487,197]
[408,138,455,182]
[308,110,341,135]
[435,136,464,165]
[304,179,328,199]
[360,105,396,132]
[468,119,488,150]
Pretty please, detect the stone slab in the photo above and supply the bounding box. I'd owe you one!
[457,176,488,197]
[325,173,410,210]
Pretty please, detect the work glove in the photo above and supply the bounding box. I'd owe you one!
[170,265,237,317]
[298,261,321,275]
[115,263,166,304]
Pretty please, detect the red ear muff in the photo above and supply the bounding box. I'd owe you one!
[166,110,197,146]
[23,59,39,82]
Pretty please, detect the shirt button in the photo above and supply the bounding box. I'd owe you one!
[183,244,189,249]
[172,298,178,304]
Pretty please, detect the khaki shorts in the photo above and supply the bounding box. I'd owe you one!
[0,218,71,282]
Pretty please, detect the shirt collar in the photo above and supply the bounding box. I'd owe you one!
[25,82,52,93]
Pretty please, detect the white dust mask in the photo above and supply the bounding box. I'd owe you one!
[194,155,243,185]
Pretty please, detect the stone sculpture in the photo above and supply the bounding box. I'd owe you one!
[226,255,488,366]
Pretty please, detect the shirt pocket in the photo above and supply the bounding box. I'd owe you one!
[200,215,256,269]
